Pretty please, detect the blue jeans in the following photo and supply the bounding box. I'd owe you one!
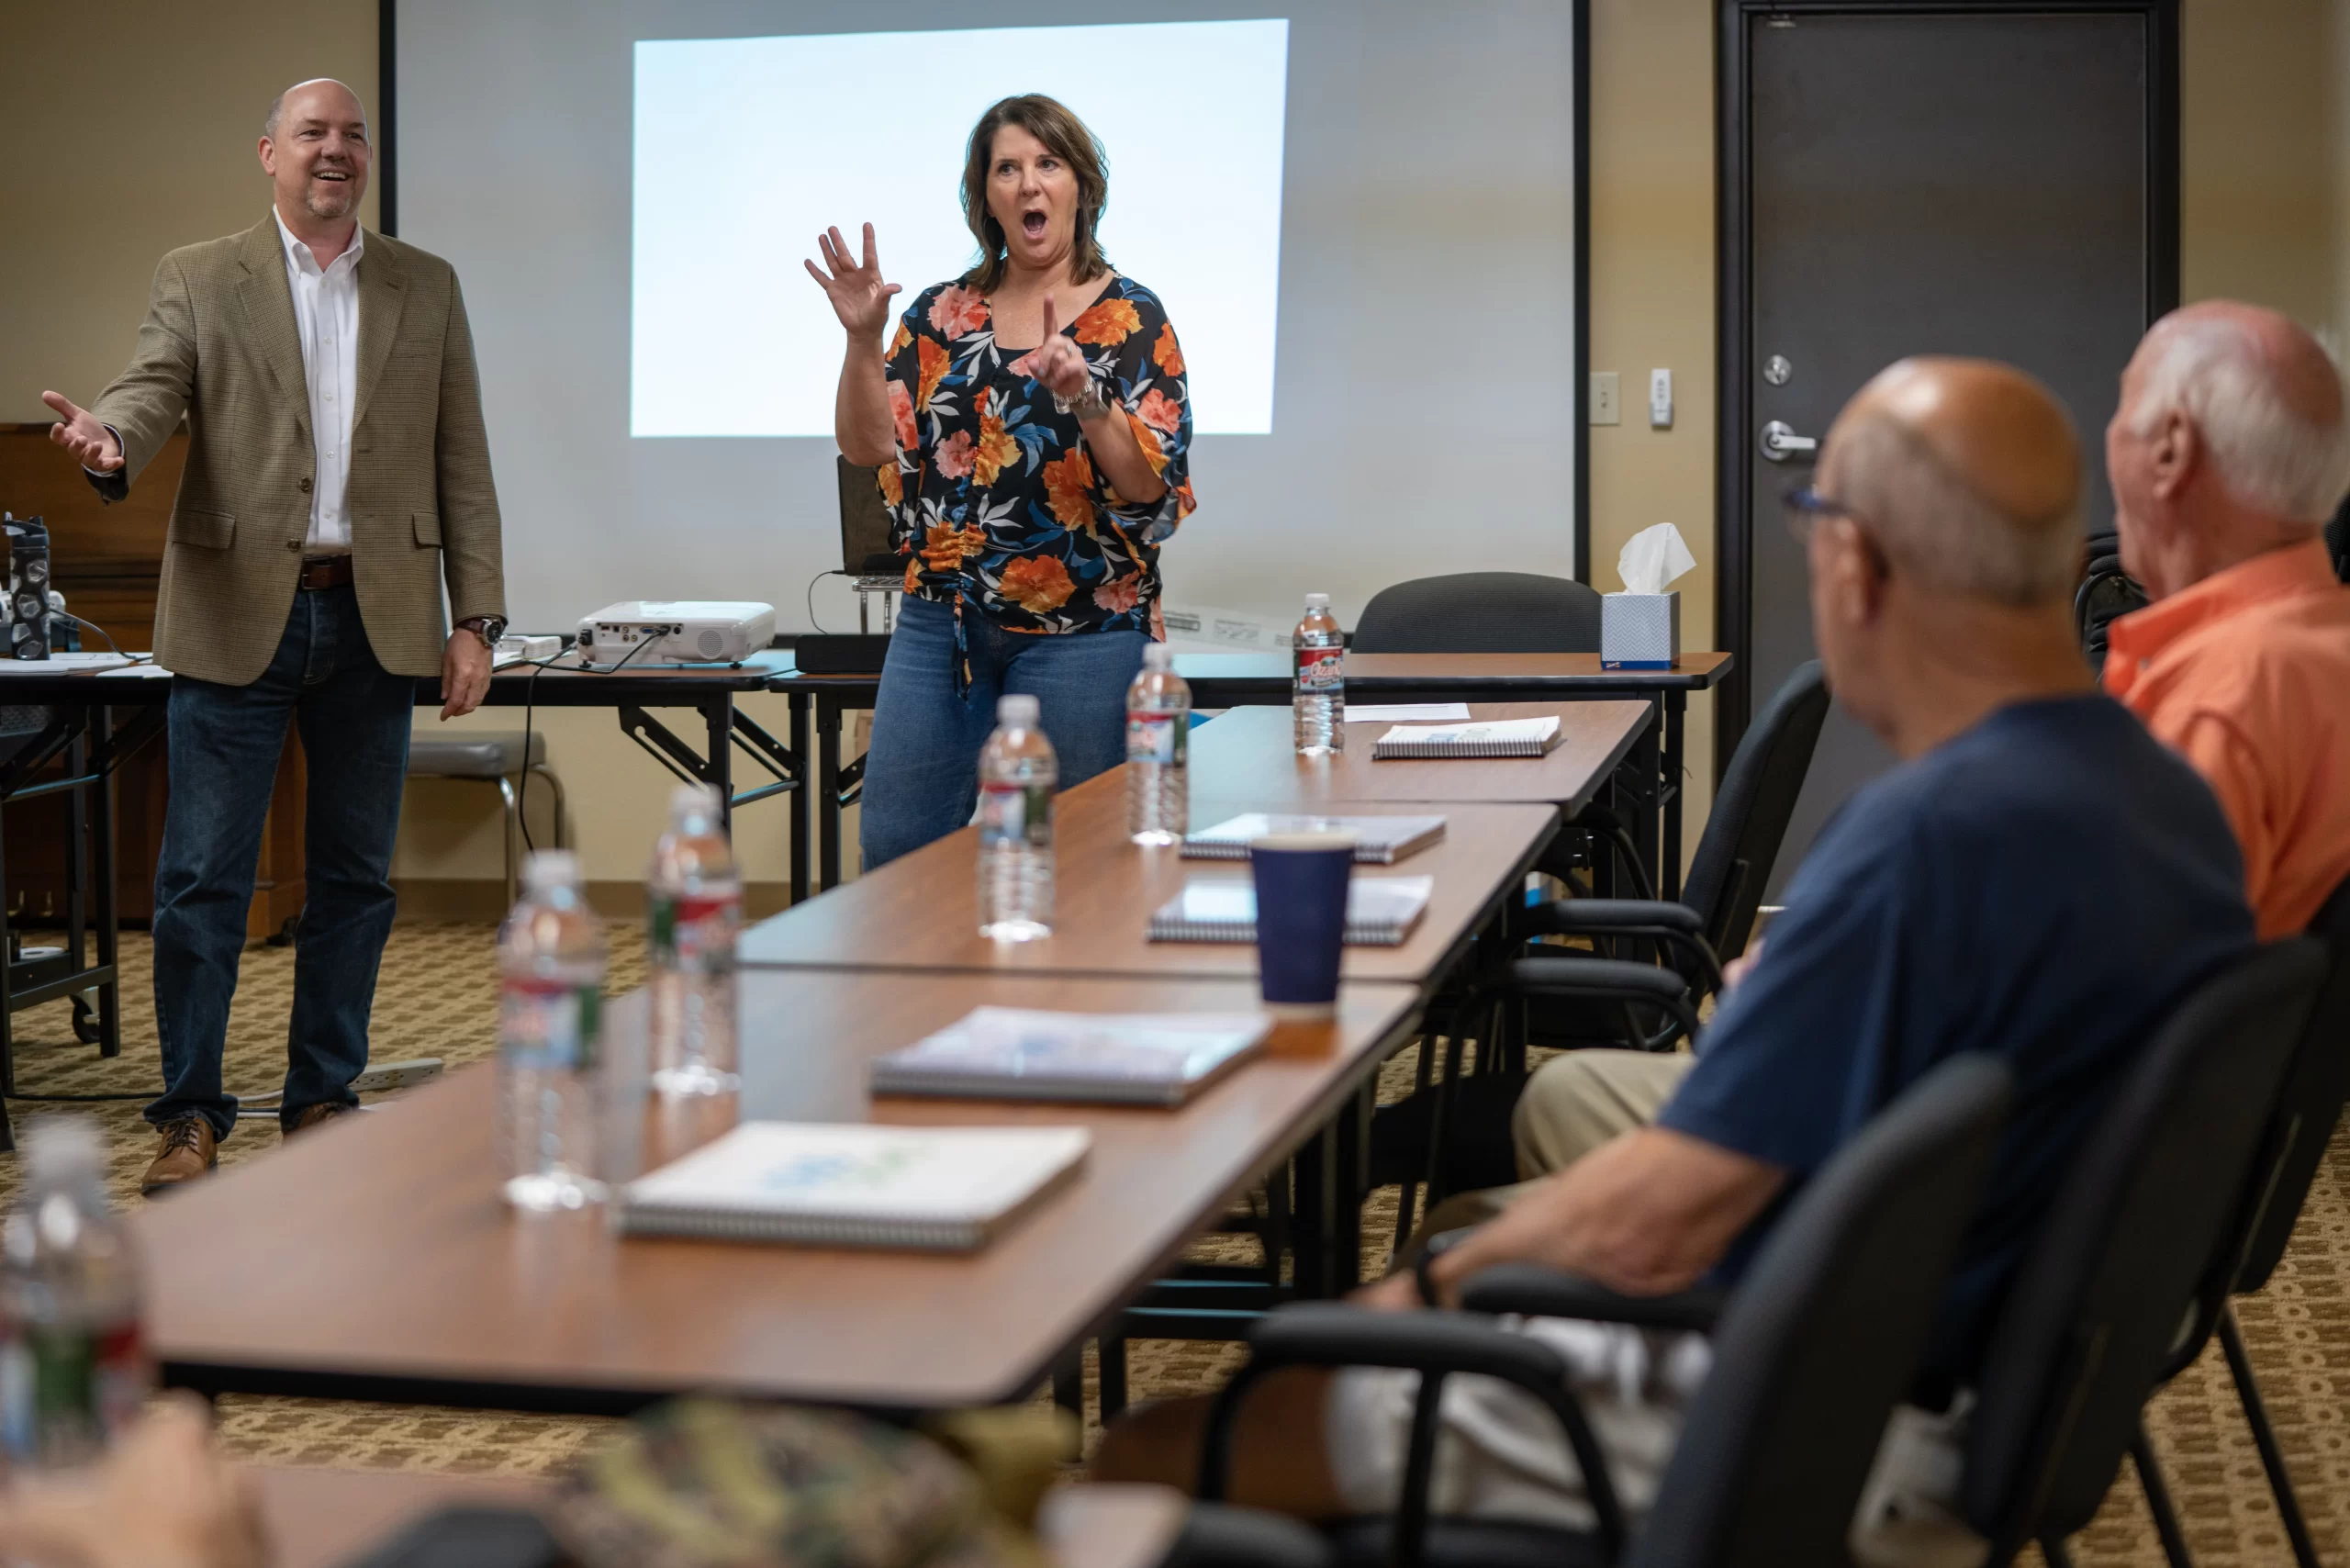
[149,584,414,1138]
[860,594,1147,868]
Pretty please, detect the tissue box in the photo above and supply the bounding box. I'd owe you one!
[1601,591,1680,670]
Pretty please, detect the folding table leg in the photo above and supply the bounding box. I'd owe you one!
[1050,1351,1084,1422]
[2130,1422,2195,1568]
[1098,1338,1128,1423]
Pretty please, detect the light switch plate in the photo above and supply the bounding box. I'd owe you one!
[1649,369,1673,429]
[1590,372,1620,426]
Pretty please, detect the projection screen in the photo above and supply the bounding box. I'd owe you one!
[391,1,1583,642]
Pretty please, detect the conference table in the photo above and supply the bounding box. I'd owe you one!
[768,650,1729,902]
[140,971,1422,1416]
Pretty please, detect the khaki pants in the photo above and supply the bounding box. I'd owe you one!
[1414,1049,1696,1241]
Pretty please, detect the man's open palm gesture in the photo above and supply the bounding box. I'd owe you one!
[42,390,122,472]
[805,223,902,341]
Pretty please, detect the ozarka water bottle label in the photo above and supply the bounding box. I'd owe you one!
[0,1317,145,1463]
[1295,646,1344,692]
[979,779,1054,847]
[654,891,740,969]
[500,979,602,1070]
[1127,713,1186,766]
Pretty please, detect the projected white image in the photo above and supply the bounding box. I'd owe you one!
[632,19,1288,440]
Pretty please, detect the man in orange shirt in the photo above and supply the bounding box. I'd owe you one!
[2104,301,2350,937]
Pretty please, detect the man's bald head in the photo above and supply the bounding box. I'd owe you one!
[2121,302,2350,525]
[1821,356,2086,607]
[264,79,368,142]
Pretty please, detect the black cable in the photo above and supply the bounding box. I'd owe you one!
[50,611,151,666]
[805,569,851,635]
[517,631,662,854]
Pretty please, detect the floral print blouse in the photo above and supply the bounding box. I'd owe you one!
[879,274,1196,644]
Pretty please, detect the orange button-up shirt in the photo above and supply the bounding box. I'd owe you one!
[2105,539,2350,938]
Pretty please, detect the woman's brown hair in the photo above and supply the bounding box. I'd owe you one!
[959,95,1111,293]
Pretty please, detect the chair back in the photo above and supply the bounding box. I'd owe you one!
[2234,876,2350,1292]
[1349,573,1602,654]
[1624,1055,2013,1568]
[1959,939,2327,1552]
[1678,661,1829,958]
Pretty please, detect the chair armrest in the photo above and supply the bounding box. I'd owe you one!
[1502,956,1692,1003]
[1196,1304,1627,1562]
[1524,899,1706,935]
[1459,1263,1727,1334]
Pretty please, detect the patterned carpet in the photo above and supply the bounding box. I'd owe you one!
[2,922,2344,1563]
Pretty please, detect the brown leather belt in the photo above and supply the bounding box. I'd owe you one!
[297,554,354,591]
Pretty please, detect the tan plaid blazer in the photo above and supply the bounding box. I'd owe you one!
[90,217,505,686]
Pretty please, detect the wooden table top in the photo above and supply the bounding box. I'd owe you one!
[1181,700,1652,814]
[768,648,1733,699]
[141,971,1421,1414]
[252,1467,1185,1568]
[736,784,1556,983]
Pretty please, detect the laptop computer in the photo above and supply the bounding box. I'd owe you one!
[837,457,900,577]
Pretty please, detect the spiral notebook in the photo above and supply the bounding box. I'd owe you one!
[1181,813,1448,865]
[614,1123,1091,1251]
[1372,716,1564,759]
[871,1007,1272,1105]
[1147,877,1435,947]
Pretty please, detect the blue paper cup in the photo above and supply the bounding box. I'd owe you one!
[1248,831,1356,1019]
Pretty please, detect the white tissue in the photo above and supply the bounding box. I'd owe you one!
[1616,521,1696,596]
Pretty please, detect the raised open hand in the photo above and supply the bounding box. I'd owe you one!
[1011,296,1092,401]
[804,223,902,341]
[42,390,122,472]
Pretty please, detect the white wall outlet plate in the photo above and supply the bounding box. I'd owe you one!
[1590,371,1621,426]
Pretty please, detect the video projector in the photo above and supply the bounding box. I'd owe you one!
[575,601,776,666]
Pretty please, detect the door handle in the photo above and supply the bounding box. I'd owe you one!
[1759,420,1818,463]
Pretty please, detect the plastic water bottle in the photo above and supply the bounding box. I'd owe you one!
[498,851,607,1211]
[648,784,743,1097]
[0,1117,149,1468]
[1126,644,1192,846]
[978,693,1057,941]
[1293,592,1346,755]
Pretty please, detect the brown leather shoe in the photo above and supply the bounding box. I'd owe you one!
[284,1102,358,1138]
[141,1117,217,1196]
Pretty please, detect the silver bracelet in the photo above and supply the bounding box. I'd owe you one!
[1054,379,1111,420]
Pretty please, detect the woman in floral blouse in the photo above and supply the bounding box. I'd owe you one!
[808,94,1195,869]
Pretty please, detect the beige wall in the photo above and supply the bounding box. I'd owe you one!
[0,3,381,420]
[5,1,2342,903]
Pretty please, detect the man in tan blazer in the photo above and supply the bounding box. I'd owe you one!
[43,78,506,1193]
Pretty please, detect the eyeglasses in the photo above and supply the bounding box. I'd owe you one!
[1782,485,1871,544]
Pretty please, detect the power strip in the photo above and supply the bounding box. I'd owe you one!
[493,634,565,669]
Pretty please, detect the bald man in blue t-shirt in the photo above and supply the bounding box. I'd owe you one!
[1093,358,2254,1535]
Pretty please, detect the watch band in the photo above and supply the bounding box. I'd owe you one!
[456,616,505,649]
[1054,379,1111,420]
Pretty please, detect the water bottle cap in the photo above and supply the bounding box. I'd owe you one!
[998,693,1041,726]
[1304,593,1331,611]
[669,782,722,823]
[1142,643,1174,671]
[22,1115,103,1180]
[522,849,582,890]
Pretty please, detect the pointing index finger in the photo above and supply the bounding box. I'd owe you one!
[1041,295,1059,340]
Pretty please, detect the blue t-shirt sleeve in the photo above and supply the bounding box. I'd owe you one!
[1657,816,1920,1174]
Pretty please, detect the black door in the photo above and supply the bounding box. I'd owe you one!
[1718,2,2178,895]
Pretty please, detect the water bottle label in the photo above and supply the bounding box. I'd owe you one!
[650,891,740,969]
[500,980,602,1070]
[0,1317,147,1464]
[979,780,1053,846]
[1126,712,1186,766]
[1295,646,1344,692]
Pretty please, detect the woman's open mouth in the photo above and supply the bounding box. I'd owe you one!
[1021,208,1047,240]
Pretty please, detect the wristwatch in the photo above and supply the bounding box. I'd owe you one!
[1054,378,1111,420]
[456,616,506,649]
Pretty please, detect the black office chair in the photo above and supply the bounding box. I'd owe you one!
[1198,1053,2014,1568]
[1956,938,2327,1568]
[1350,573,1603,655]
[1370,663,1829,1215]
[2074,531,2147,676]
[2132,874,2350,1568]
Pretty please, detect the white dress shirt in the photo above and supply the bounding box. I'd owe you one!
[273,207,364,554]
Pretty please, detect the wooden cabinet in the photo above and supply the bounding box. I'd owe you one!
[1,424,304,937]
